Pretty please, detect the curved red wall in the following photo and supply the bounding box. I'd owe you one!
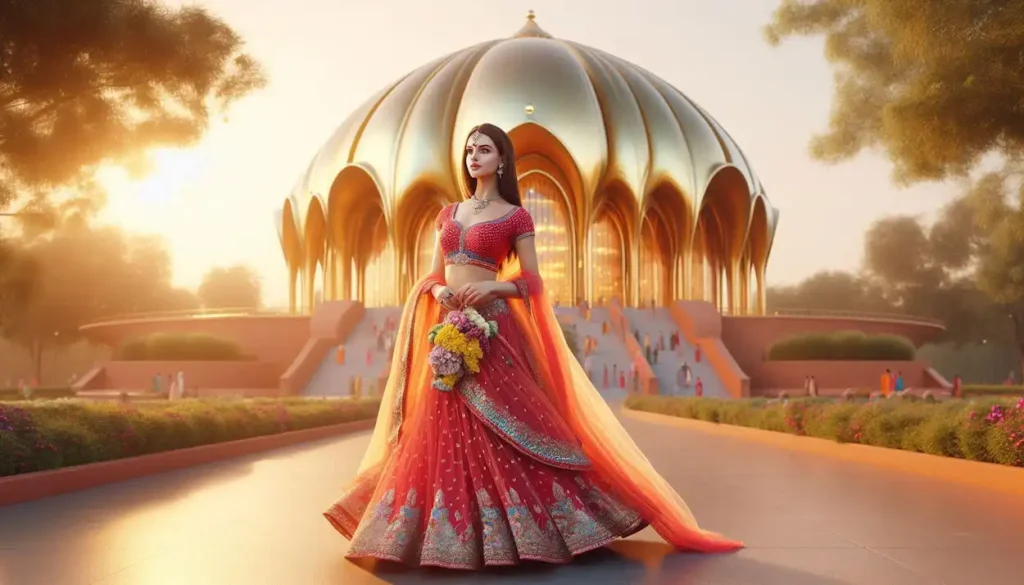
[720,315,945,393]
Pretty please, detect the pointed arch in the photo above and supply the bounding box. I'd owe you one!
[694,164,752,313]
[592,178,638,305]
[394,181,452,295]
[508,122,587,304]
[642,180,695,304]
[326,164,387,305]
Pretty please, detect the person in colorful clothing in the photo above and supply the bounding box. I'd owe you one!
[324,123,741,570]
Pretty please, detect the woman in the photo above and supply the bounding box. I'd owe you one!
[324,123,742,570]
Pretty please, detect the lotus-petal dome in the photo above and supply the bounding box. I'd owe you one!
[279,12,778,314]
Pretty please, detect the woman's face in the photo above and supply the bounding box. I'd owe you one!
[465,131,501,179]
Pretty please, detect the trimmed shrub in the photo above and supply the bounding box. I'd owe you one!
[626,394,1024,467]
[767,330,915,361]
[115,332,247,361]
[962,385,1024,397]
[0,397,380,477]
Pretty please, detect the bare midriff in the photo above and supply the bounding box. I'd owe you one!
[444,265,499,292]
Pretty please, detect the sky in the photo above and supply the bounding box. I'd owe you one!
[96,0,962,308]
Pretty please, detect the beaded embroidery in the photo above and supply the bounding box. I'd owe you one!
[439,203,534,272]
[457,378,591,469]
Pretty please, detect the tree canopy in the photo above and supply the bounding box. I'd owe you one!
[965,171,1024,353]
[768,195,1015,347]
[0,225,199,380]
[765,0,1024,184]
[0,0,266,209]
[198,265,262,310]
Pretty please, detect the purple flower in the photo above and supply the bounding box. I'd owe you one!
[985,405,1006,424]
[444,311,473,333]
[429,346,463,376]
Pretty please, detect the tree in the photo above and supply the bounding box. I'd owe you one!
[767,270,891,314]
[0,238,39,339]
[965,169,1024,373]
[858,203,1010,345]
[0,0,266,209]
[1,224,198,381]
[765,0,1024,184]
[769,198,1010,346]
[198,265,262,310]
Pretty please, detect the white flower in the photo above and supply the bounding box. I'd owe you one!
[464,308,489,331]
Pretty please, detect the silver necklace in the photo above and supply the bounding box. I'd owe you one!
[470,196,498,213]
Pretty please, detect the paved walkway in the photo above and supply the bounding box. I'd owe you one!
[1,411,1022,584]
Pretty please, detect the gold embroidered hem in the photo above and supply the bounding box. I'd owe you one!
[340,479,647,569]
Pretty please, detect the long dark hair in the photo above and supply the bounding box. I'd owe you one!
[462,123,522,207]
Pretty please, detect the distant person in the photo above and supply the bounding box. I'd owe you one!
[881,369,892,396]
[676,363,691,391]
[894,372,905,393]
[952,374,962,398]
[808,376,818,397]
[695,377,704,397]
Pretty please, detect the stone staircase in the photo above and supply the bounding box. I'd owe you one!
[556,306,632,401]
[622,307,731,398]
[303,307,401,397]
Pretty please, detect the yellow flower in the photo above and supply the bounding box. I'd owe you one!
[433,324,465,352]
[439,374,460,389]
[463,339,483,373]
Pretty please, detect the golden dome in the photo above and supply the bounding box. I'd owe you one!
[279,12,778,314]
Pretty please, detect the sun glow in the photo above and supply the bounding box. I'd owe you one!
[96,147,211,233]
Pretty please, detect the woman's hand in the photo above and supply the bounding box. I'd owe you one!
[454,281,500,308]
[432,285,458,310]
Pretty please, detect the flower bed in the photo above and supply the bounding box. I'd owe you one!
[0,397,380,477]
[626,394,1024,467]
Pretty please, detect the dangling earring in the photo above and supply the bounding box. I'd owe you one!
[497,163,504,178]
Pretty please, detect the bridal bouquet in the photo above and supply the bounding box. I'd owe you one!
[427,307,499,391]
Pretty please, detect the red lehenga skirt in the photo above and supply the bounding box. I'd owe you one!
[325,298,646,569]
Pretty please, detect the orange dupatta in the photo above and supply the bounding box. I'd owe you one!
[354,269,742,553]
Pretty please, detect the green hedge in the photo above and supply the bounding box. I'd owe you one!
[0,397,380,477]
[116,332,248,361]
[963,385,1024,397]
[626,395,1024,467]
[768,330,916,361]
[0,387,75,401]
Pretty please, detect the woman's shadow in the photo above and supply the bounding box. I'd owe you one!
[337,539,851,585]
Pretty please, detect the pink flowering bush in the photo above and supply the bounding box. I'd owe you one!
[0,397,381,477]
[626,395,1024,467]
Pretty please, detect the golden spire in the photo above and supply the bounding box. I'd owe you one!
[514,9,553,39]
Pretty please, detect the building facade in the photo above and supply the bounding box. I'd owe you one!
[276,13,779,314]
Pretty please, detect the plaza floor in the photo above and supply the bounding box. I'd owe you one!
[1,410,1021,585]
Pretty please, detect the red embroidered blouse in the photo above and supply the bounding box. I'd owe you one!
[435,202,535,272]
